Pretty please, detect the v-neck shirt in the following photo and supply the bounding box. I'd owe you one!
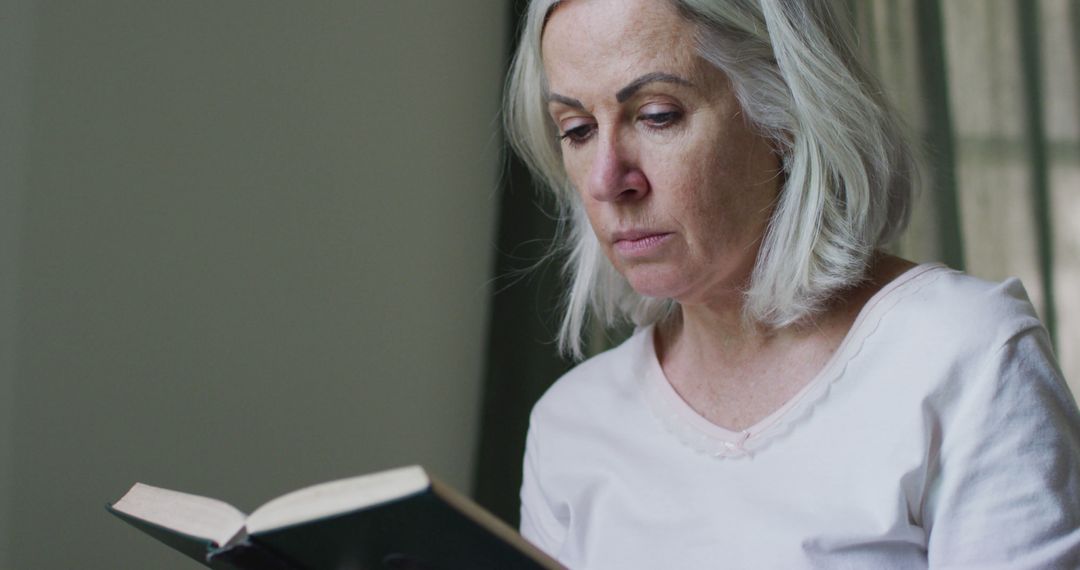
[520,264,1080,569]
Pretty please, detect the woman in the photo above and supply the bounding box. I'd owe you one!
[505,0,1080,568]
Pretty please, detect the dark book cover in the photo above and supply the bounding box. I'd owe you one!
[249,488,553,570]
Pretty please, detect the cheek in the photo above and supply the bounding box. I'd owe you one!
[561,139,596,179]
[562,150,595,199]
[644,139,773,253]
[645,142,732,218]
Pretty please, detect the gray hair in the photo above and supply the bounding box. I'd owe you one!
[504,0,918,359]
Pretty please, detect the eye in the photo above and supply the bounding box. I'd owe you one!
[639,105,683,130]
[558,121,596,148]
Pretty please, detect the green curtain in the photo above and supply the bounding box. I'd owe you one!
[860,0,1078,391]
[474,0,1080,526]
[471,0,572,527]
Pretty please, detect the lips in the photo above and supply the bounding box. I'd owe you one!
[612,230,673,256]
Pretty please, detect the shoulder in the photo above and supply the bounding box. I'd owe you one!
[864,265,1074,435]
[528,326,652,433]
[877,264,1044,352]
[838,264,1064,420]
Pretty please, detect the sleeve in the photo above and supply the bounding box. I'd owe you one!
[925,325,1080,569]
[519,420,568,559]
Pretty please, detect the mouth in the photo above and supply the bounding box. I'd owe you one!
[611,230,673,256]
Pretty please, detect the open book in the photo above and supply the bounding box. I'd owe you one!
[108,465,563,570]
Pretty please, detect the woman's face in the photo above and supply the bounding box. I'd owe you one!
[542,0,781,308]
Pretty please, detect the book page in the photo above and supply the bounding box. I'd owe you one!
[110,483,248,547]
[246,465,430,534]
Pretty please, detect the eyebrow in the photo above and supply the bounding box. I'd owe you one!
[615,72,692,103]
[547,92,585,110]
[546,71,694,109]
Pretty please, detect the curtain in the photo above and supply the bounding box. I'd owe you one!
[855,0,1078,390]
[474,0,1080,525]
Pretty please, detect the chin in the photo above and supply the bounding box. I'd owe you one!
[621,267,693,301]
[621,261,747,305]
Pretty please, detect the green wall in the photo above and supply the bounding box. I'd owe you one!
[0,2,507,568]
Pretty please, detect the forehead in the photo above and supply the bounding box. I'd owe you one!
[541,0,700,93]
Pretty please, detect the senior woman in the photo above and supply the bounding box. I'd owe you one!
[504,0,1080,567]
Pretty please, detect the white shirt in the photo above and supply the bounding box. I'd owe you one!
[521,264,1080,569]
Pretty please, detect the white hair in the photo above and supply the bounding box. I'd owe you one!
[504,0,919,359]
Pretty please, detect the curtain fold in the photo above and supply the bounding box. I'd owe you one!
[472,0,573,525]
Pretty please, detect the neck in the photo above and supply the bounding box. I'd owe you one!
[655,252,915,384]
[650,253,917,430]
[658,299,791,375]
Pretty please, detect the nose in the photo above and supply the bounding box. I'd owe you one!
[586,129,649,203]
